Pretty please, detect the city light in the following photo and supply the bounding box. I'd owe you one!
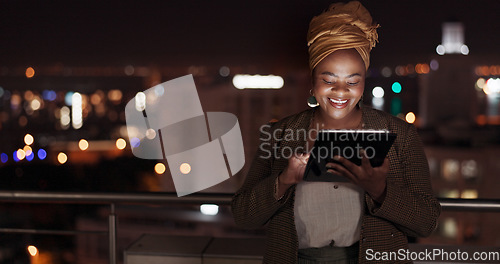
[57,152,68,164]
[460,45,469,55]
[79,139,89,151]
[430,60,439,71]
[371,98,384,111]
[60,106,71,129]
[438,22,468,55]
[200,204,219,216]
[391,82,402,94]
[72,92,83,129]
[436,45,445,55]
[1,153,8,163]
[108,89,123,104]
[483,78,500,95]
[476,78,486,91]
[26,151,34,161]
[37,149,47,160]
[23,145,32,156]
[219,66,230,77]
[30,98,42,111]
[461,189,478,199]
[25,67,35,78]
[17,149,26,160]
[27,245,38,257]
[372,86,384,98]
[154,163,166,174]
[124,65,135,76]
[24,134,34,145]
[232,74,284,89]
[65,92,74,106]
[116,138,127,150]
[42,90,57,101]
[405,112,416,123]
[381,67,392,78]
[415,63,430,74]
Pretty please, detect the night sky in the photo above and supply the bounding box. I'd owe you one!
[1,0,500,70]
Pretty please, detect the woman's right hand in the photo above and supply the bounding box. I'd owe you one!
[278,153,310,190]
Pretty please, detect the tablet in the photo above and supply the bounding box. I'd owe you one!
[303,130,397,182]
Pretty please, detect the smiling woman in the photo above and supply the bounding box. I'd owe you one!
[231,1,441,263]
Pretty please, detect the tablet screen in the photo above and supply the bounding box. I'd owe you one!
[303,130,397,182]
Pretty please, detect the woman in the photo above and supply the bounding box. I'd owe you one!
[231,1,441,263]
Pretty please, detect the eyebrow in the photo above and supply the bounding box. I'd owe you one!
[320,72,362,78]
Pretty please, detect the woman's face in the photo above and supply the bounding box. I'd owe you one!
[312,49,366,122]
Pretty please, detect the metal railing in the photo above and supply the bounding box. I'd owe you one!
[1,191,499,264]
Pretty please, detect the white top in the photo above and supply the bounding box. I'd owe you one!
[294,181,364,249]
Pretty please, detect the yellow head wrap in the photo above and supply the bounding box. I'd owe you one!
[307,1,379,72]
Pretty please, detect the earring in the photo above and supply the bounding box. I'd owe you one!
[358,95,364,107]
[307,89,319,107]
[307,96,319,107]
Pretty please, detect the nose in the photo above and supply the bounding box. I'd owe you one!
[330,83,350,94]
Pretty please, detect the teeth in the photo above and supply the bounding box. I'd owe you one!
[329,98,347,104]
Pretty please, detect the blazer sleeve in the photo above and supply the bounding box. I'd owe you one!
[365,124,441,237]
[231,123,293,229]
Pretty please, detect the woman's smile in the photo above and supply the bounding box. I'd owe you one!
[328,97,349,109]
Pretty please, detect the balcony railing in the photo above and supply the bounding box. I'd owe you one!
[1,191,499,264]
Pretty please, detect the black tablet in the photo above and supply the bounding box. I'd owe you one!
[303,130,397,182]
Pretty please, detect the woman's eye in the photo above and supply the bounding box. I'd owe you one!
[322,79,333,84]
[348,82,359,86]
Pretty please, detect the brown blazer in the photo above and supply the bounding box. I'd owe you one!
[231,106,441,263]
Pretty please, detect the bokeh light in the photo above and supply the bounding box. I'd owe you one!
[200,204,219,216]
[17,149,26,160]
[154,163,166,174]
[57,152,68,164]
[219,66,230,77]
[27,245,38,257]
[65,92,74,106]
[79,139,89,151]
[1,153,8,163]
[42,90,57,101]
[23,145,33,156]
[391,82,402,94]
[26,151,34,161]
[25,67,35,78]
[372,86,385,98]
[24,134,34,145]
[13,151,20,162]
[430,60,439,71]
[116,138,127,150]
[37,149,47,160]
[406,112,416,123]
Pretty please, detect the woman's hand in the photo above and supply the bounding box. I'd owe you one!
[326,150,389,203]
[277,153,310,197]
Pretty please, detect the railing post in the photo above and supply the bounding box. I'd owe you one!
[109,203,117,264]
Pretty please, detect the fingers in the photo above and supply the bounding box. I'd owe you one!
[332,155,360,174]
[360,149,373,172]
[297,152,310,165]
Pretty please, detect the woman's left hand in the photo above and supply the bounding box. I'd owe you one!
[325,150,389,204]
